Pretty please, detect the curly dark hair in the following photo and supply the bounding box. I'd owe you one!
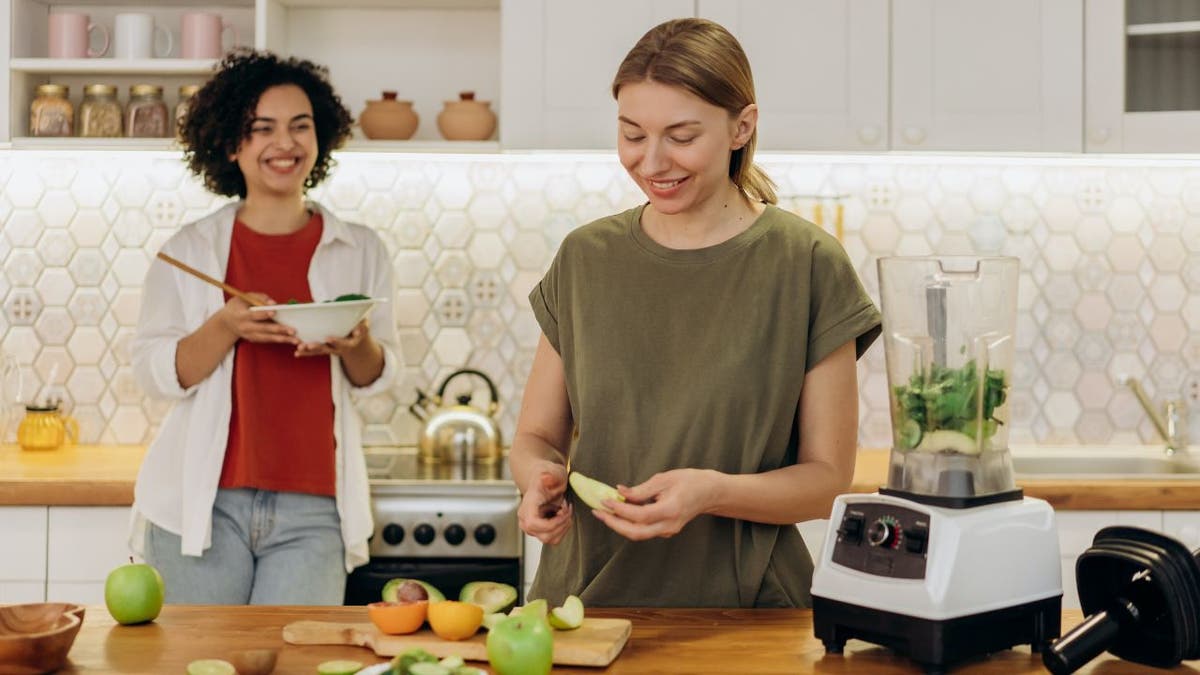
[180,49,353,198]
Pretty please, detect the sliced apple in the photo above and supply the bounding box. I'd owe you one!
[482,612,507,630]
[569,471,625,513]
[547,594,585,630]
[508,598,548,619]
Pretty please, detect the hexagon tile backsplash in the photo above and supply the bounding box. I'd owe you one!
[1,151,1199,449]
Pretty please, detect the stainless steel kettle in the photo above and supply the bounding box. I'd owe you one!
[409,368,502,464]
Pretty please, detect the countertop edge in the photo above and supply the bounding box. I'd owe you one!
[4,445,1200,510]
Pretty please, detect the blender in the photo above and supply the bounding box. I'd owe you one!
[811,256,1062,673]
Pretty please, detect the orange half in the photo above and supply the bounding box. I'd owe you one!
[426,600,484,641]
[368,600,428,635]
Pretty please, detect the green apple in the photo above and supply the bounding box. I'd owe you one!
[104,560,164,625]
[548,594,584,630]
[486,615,554,675]
[568,471,625,513]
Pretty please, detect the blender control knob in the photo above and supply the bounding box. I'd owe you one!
[474,523,496,546]
[382,523,405,546]
[414,523,436,545]
[444,524,466,546]
[867,519,897,548]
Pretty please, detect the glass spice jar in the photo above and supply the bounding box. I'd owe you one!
[78,84,123,137]
[174,84,200,135]
[125,84,169,138]
[30,84,73,137]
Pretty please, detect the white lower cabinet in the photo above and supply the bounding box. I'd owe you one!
[46,506,134,605]
[522,534,541,601]
[0,506,47,602]
[797,519,830,564]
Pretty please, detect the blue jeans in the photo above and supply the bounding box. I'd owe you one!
[144,488,346,605]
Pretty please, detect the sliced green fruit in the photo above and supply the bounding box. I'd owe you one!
[459,581,518,614]
[915,429,980,455]
[452,669,486,675]
[438,655,465,670]
[382,578,446,603]
[482,612,506,631]
[315,660,364,675]
[508,598,548,619]
[547,594,585,630]
[185,660,235,675]
[393,647,438,673]
[408,664,450,675]
[898,418,922,449]
[568,471,625,513]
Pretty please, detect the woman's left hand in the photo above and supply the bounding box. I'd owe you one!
[294,319,370,358]
[593,468,718,541]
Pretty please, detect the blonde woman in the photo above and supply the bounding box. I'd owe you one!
[509,18,881,608]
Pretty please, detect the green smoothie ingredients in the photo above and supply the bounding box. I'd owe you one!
[893,359,1007,452]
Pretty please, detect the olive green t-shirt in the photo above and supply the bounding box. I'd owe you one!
[528,203,881,608]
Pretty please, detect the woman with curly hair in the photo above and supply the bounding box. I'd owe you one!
[130,49,399,604]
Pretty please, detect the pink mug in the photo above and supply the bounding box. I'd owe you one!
[180,12,238,59]
[48,12,109,58]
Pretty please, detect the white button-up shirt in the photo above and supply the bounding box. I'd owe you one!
[130,201,399,571]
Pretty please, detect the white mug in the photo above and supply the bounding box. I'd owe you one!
[113,13,173,59]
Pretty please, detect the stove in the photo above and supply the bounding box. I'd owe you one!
[344,447,523,605]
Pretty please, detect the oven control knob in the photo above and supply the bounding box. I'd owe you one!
[444,524,466,546]
[382,523,405,546]
[414,523,436,546]
[474,524,496,546]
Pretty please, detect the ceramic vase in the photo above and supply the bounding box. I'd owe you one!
[359,91,418,140]
[436,91,496,141]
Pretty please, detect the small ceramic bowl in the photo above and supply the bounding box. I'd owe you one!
[0,603,86,675]
[250,298,382,344]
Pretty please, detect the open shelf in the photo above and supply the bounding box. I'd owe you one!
[10,58,217,75]
[1126,20,1200,36]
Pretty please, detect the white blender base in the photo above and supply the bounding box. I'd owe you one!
[811,492,1063,672]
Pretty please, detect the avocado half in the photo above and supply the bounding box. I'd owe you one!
[459,581,518,614]
[381,578,446,603]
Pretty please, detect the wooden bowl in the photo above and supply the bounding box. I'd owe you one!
[0,603,86,675]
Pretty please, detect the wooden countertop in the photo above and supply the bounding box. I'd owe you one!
[61,605,1187,674]
[0,444,144,506]
[4,445,1200,510]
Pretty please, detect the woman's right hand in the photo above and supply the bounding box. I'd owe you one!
[217,294,298,344]
[518,461,573,545]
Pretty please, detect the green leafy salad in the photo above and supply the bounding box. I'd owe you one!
[893,359,1007,455]
[285,293,370,305]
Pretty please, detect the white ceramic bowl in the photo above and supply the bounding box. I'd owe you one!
[250,298,381,343]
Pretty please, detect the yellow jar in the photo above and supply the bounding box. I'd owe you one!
[17,405,79,451]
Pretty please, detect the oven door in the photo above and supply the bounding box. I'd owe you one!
[345,556,522,606]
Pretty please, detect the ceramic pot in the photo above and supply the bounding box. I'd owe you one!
[359,91,418,140]
[437,91,496,141]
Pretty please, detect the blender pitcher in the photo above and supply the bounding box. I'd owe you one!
[878,256,1020,504]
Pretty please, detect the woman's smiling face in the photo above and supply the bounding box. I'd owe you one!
[232,84,319,200]
[616,79,750,216]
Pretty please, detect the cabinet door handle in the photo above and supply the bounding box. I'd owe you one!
[1087,127,1111,144]
[901,126,926,145]
[856,125,881,145]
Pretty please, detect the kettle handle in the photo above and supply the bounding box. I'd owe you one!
[437,368,499,410]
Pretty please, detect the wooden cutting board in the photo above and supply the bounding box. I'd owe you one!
[282,618,632,667]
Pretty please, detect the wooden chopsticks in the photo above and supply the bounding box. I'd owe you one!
[155,251,268,307]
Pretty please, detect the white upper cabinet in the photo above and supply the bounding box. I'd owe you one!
[1085,0,1200,152]
[697,0,888,151]
[891,0,1083,152]
[500,0,693,149]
